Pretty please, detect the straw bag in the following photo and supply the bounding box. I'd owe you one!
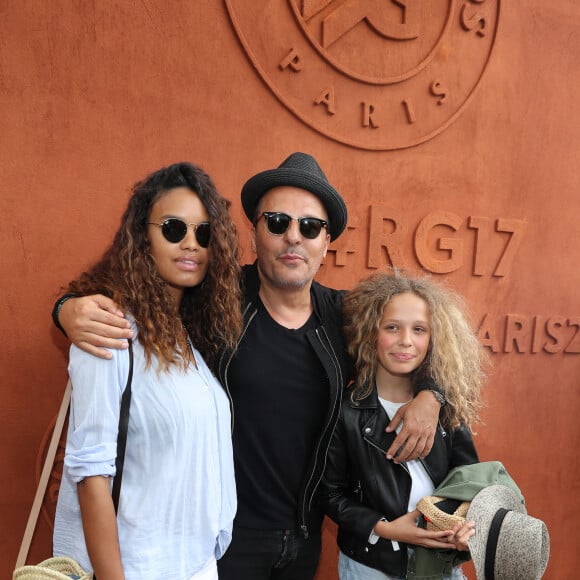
[13,341,134,579]
[13,556,92,579]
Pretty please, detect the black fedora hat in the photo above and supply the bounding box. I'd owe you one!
[241,152,348,241]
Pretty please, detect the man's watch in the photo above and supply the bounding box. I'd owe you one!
[429,389,447,407]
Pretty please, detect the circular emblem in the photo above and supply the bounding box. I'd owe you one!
[225,0,500,150]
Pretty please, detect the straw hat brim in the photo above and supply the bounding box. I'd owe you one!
[416,495,470,532]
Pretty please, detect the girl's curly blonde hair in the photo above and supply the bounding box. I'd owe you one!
[66,162,243,373]
[343,271,488,429]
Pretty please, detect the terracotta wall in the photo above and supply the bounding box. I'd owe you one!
[2,1,579,578]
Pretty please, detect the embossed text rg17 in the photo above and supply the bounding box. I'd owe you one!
[329,207,526,277]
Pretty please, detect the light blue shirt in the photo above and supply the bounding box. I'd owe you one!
[53,321,236,579]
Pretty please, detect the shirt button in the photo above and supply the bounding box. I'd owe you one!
[364,427,371,434]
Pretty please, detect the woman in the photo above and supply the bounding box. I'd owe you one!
[320,271,487,580]
[53,162,243,579]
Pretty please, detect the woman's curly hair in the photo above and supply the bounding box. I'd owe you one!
[343,271,488,429]
[66,162,243,373]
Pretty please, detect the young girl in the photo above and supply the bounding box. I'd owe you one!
[320,271,487,580]
[53,162,243,580]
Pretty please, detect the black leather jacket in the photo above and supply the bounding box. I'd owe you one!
[217,263,350,537]
[319,387,479,577]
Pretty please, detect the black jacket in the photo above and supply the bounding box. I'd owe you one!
[319,387,478,577]
[216,263,351,537]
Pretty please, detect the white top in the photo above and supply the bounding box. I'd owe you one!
[379,398,434,511]
[53,321,236,579]
[369,397,434,549]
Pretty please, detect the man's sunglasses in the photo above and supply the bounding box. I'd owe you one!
[147,218,211,248]
[259,212,328,240]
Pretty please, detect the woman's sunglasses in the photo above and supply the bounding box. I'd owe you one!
[259,212,328,240]
[147,218,211,248]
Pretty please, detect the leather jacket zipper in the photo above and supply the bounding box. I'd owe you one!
[221,302,257,433]
[298,325,343,538]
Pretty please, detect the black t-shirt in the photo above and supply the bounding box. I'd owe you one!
[227,299,329,529]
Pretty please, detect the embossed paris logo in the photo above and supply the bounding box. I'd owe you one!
[225,0,500,150]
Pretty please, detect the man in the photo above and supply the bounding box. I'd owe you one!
[54,153,442,579]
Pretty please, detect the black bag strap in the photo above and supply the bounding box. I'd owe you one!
[112,338,134,513]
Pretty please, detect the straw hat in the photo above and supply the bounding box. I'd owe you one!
[467,485,550,579]
[416,495,470,532]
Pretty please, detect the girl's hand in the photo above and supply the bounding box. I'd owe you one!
[449,520,475,551]
[374,510,458,550]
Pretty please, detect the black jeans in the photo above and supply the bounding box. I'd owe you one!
[217,526,322,580]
